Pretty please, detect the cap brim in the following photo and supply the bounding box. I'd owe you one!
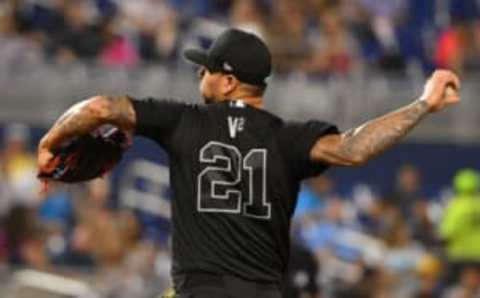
[184,49,209,67]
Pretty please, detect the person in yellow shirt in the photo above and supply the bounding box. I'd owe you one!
[440,169,480,283]
[3,123,38,207]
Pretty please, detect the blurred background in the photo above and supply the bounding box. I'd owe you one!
[0,0,480,297]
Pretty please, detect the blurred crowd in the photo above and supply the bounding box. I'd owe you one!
[290,167,480,298]
[0,123,479,298]
[0,124,171,297]
[1,0,480,76]
[1,1,480,298]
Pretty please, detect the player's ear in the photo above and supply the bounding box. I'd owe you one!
[223,74,240,96]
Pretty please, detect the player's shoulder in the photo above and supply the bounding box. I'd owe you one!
[274,119,340,146]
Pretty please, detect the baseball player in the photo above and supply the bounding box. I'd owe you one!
[38,29,460,298]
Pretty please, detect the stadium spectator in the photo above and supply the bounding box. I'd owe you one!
[0,156,11,218]
[440,169,480,284]
[2,123,39,208]
[395,0,436,72]
[356,0,408,71]
[387,165,438,249]
[294,175,336,220]
[267,0,311,74]
[98,15,140,67]
[413,254,443,298]
[229,0,266,39]
[435,20,480,74]
[355,197,396,238]
[332,265,391,298]
[382,212,425,297]
[0,1,42,71]
[300,198,347,261]
[388,164,423,220]
[411,199,438,248]
[4,205,49,268]
[349,183,390,237]
[303,5,359,76]
[52,0,104,62]
[38,184,74,228]
[443,266,480,298]
[448,0,479,23]
[120,0,180,63]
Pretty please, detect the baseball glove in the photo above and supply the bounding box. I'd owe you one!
[38,126,130,183]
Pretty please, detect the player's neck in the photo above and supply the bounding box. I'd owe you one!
[226,96,264,109]
[242,96,264,109]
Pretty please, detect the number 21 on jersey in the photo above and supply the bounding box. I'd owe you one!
[197,141,271,220]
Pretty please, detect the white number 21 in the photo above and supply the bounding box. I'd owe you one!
[197,141,271,220]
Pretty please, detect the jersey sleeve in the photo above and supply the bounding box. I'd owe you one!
[283,120,339,179]
[129,97,188,145]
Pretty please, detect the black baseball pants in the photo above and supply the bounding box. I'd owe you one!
[174,272,282,298]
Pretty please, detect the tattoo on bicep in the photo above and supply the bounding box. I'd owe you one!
[339,100,430,161]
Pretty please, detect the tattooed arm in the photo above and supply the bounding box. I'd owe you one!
[310,70,461,166]
[310,100,430,166]
[38,95,136,169]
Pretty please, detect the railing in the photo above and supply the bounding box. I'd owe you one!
[1,63,479,143]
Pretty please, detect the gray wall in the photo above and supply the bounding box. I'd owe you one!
[1,63,478,143]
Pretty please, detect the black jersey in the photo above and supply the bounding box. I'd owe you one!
[131,98,338,283]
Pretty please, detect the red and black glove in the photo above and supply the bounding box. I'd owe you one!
[38,126,130,183]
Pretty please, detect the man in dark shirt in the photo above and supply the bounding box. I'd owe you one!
[38,29,460,298]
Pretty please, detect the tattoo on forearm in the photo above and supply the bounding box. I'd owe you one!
[339,100,430,162]
[42,96,133,150]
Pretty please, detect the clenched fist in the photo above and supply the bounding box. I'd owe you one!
[420,70,461,113]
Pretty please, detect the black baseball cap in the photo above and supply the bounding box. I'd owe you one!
[184,29,272,86]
